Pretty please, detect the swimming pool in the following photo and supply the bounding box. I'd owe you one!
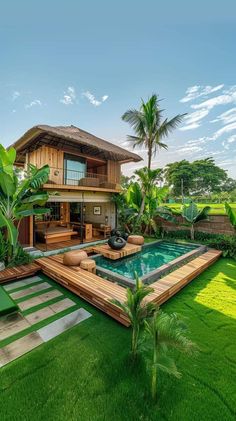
[95,241,205,287]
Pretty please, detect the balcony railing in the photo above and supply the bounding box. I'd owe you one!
[44,167,119,189]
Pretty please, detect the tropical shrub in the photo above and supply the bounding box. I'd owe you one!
[225,202,236,230]
[161,230,236,259]
[0,144,50,266]
[115,167,176,235]
[181,201,211,240]
[112,273,156,359]
[144,309,196,401]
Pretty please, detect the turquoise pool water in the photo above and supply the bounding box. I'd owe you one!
[95,241,198,280]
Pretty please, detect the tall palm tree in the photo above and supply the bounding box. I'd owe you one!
[122,94,186,169]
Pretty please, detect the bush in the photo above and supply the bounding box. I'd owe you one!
[0,231,32,267]
[163,230,236,259]
[8,245,32,267]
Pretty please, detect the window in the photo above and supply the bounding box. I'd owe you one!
[34,202,61,222]
[64,154,86,185]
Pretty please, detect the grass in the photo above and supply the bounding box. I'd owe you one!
[162,202,236,215]
[0,259,235,420]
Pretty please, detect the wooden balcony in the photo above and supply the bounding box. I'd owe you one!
[43,167,121,193]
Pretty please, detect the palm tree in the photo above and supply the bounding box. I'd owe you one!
[135,166,163,218]
[122,94,186,169]
[112,273,156,359]
[144,309,196,401]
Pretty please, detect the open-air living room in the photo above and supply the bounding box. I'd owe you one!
[1,3,236,421]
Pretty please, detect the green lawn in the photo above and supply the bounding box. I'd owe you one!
[162,202,236,215]
[0,259,235,421]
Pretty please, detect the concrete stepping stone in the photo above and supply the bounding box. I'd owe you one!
[25,307,55,325]
[18,290,63,311]
[37,308,91,342]
[0,313,30,341]
[49,298,75,313]
[0,332,43,366]
[24,298,76,325]
[3,276,43,292]
[10,282,51,300]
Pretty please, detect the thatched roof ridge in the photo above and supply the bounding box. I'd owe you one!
[11,124,142,163]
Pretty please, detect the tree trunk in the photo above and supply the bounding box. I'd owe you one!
[190,225,194,240]
[138,194,145,219]
[148,149,152,169]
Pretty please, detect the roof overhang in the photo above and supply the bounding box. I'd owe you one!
[10,125,142,164]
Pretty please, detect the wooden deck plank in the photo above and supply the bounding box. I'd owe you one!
[92,243,141,260]
[36,248,222,327]
[0,263,40,284]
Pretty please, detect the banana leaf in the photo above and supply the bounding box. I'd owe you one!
[225,202,236,228]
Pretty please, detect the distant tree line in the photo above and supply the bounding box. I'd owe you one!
[121,157,236,201]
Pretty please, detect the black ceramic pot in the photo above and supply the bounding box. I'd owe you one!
[108,236,126,250]
[122,232,129,241]
[110,229,122,237]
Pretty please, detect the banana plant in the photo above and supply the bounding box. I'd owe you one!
[225,202,236,230]
[111,273,156,359]
[181,201,211,240]
[0,144,50,264]
[144,309,196,401]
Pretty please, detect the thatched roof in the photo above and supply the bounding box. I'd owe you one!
[11,124,142,163]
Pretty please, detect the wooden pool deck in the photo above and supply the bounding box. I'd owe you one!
[36,248,222,327]
[0,262,40,284]
[92,243,142,259]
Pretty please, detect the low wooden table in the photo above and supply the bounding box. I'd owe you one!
[92,243,141,260]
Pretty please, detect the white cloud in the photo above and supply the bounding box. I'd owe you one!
[228,134,236,143]
[186,137,210,146]
[210,107,236,124]
[222,134,236,150]
[25,99,42,109]
[177,145,203,155]
[60,86,76,105]
[213,122,236,139]
[180,84,224,103]
[180,108,209,131]
[12,91,20,101]
[180,122,200,131]
[191,86,236,111]
[82,91,109,107]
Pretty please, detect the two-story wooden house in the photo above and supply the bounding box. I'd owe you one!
[11,125,142,251]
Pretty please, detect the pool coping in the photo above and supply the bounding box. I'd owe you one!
[93,240,207,288]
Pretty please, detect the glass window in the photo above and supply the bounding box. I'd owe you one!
[64,154,86,185]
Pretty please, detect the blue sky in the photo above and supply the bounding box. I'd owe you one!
[1,0,236,177]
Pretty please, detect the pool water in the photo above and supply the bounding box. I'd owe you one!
[95,241,198,280]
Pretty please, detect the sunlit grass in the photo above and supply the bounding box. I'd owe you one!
[162,203,236,215]
[0,259,235,420]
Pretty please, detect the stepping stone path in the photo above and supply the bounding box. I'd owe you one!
[0,309,91,366]
[10,282,51,300]
[0,332,43,366]
[3,276,43,292]
[37,308,91,342]
[0,313,30,341]
[18,290,63,311]
[0,276,92,367]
